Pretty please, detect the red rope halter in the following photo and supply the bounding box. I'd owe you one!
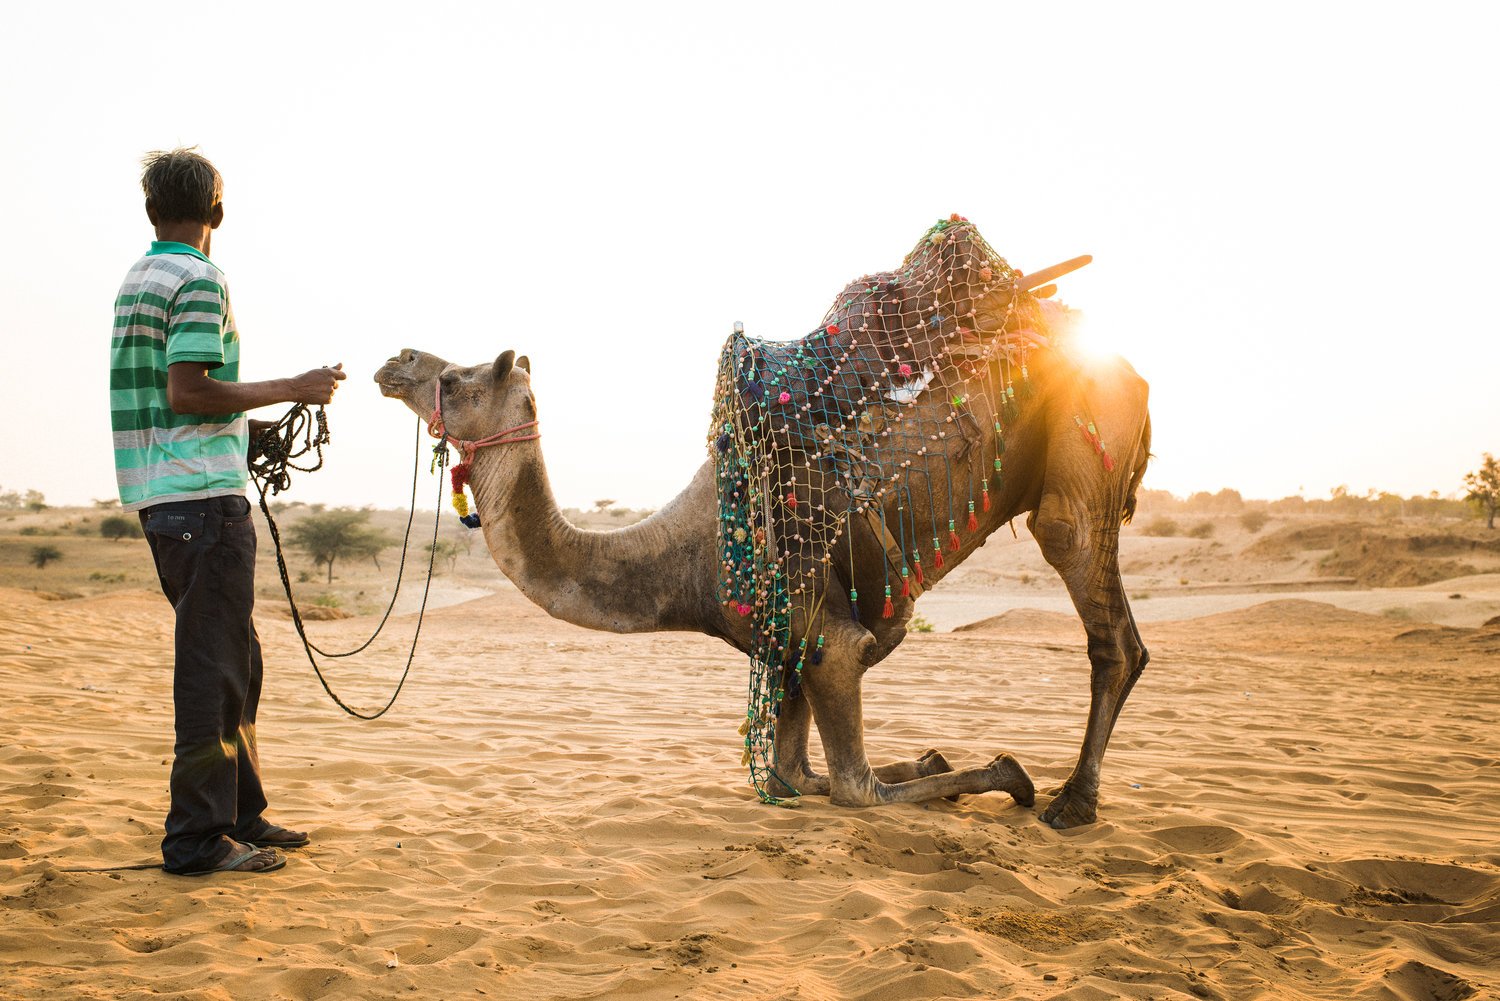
[426,381,539,462]
[426,380,539,528]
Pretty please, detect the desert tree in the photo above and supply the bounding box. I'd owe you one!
[286,508,395,584]
[1465,453,1500,529]
[429,538,461,574]
[99,515,142,541]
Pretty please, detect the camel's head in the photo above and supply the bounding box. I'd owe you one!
[374,347,536,443]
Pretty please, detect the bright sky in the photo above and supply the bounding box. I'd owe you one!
[2,2,1496,511]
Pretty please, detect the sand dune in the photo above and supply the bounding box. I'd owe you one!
[3,579,1498,1000]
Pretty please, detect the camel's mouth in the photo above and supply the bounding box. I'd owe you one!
[372,364,409,399]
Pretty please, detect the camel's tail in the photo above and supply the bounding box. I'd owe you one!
[1121,411,1151,526]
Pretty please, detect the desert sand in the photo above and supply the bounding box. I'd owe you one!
[2,507,1498,1000]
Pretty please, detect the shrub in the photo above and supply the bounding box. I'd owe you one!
[310,593,342,608]
[1142,517,1180,537]
[908,613,935,633]
[1188,521,1215,539]
[1239,510,1269,533]
[18,526,42,536]
[29,544,62,569]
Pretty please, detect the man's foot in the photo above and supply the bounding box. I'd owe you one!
[237,822,311,850]
[167,840,285,877]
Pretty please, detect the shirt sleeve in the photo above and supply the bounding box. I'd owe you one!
[165,277,227,368]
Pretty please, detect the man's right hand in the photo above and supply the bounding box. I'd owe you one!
[289,364,347,405]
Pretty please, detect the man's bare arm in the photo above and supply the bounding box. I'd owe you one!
[167,363,346,415]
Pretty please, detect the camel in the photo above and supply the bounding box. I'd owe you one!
[374,221,1151,829]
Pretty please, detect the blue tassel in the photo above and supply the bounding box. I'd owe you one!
[460,513,482,529]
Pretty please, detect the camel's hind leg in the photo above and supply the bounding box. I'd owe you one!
[1030,491,1149,829]
[796,614,1035,808]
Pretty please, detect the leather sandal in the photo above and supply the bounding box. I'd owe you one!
[169,842,285,876]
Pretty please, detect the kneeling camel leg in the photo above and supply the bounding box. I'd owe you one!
[797,614,1035,807]
[770,689,956,799]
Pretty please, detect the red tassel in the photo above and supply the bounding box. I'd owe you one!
[900,575,911,597]
[949,531,962,552]
[882,595,894,618]
[982,490,991,512]
[967,511,979,533]
[1102,453,1116,472]
[934,551,944,568]
[913,561,924,584]
[450,462,472,492]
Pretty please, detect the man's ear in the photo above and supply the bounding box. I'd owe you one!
[516,355,530,374]
[210,203,224,230]
[145,200,158,226]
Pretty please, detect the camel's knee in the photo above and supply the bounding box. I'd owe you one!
[1086,622,1147,677]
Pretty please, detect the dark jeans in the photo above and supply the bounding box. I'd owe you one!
[140,495,269,872]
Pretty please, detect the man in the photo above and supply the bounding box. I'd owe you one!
[110,148,346,875]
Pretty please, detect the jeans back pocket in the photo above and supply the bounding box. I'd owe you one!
[144,507,222,547]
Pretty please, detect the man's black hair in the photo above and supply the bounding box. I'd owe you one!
[141,147,222,225]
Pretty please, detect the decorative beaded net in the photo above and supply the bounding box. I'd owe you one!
[709,215,1098,804]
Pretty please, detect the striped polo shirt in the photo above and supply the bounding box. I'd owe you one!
[110,241,247,511]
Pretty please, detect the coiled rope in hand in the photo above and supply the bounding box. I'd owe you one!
[249,404,446,720]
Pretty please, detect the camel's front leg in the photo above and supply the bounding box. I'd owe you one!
[770,690,955,798]
[799,619,1034,808]
[769,689,827,797]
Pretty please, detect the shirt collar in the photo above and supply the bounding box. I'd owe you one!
[147,240,215,266]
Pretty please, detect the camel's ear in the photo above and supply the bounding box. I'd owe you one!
[492,349,516,382]
[515,355,530,374]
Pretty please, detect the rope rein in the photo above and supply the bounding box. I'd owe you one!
[250,389,539,720]
[251,405,443,719]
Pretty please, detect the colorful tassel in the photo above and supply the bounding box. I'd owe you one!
[948,520,961,552]
[900,567,911,597]
[967,502,978,533]
[450,462,481,527]
[1102,453,1116,472]
[811,634,825,665]
[849,588,860,622]
[882,586,894,619]
[982,485,991,512]
[913,555,924,585]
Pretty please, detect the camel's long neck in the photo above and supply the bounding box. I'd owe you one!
[467,441,725,636]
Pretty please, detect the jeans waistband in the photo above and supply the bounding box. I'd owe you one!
[141,495,250,518]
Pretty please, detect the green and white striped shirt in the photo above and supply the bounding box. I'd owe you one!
[110,241,247,511]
